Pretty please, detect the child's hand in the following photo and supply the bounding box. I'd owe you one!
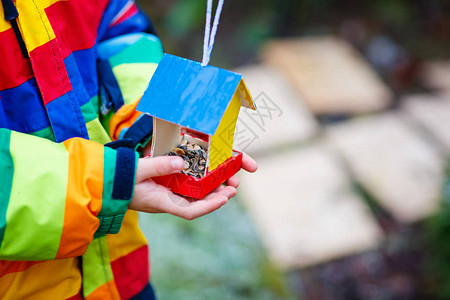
[225,153,258,188]
[129,154,257,220]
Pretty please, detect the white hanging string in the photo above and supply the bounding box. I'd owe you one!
[201,0,224,66]
[202,0,212,66]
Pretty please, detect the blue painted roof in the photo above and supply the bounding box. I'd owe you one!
[137,54,243,135]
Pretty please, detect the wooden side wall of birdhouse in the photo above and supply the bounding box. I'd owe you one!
[151,118,181,157]
[208,91,242,171]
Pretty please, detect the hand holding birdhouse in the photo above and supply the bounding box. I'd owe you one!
[137,54,257,199]
[129,154,257,219]
[135,0,258,199]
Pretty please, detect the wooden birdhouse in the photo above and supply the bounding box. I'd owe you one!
[137,54,256,199]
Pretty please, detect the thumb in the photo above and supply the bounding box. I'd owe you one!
[136,156,184,182]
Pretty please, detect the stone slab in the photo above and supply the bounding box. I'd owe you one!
[402,94,450,154]
[327,113,443,223]
[232,64,318,155]
[421,61,450,95]
[262,36,392,114]
[238,144,383,269]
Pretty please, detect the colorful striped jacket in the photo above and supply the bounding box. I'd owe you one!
[0,0,163,298]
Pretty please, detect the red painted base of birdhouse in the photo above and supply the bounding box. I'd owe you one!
[151,151,243,199]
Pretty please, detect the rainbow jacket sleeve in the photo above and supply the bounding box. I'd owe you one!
[0,0,163,263]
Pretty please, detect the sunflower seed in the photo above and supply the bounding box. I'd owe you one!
[165,140,208,178]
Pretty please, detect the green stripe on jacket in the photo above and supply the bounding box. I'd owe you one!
[0,131,68,260]
[0,129,14,249]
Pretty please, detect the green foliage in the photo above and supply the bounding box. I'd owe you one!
[139,197,294,300]
[426,161,450,299]
[140,0,450,66]
[369,0,415,25]
[164,0,205,38]
[237,12,274,49]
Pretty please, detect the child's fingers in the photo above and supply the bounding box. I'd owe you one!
[226,175,240,188]
[241,153,258,173]
[168,195,226,220]
[136,156,184,181]
[168,186,237,220]
[205,185,237,200]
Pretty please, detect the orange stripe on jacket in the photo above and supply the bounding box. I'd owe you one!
[109,101,141,141]
[56,138,104,259]
[85,280,121,300]
[107,210,148,262]
[0,261,43,277]
[0,258,81,300]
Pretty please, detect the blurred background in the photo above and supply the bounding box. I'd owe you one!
[136,1,450,299]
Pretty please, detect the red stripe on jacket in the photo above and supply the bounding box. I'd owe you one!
[0,0,110,93]
[109,2,139,28]
[66,288,83,300]
[111,245,150,299]
[45,0,110,58]
[29,40,72,105]
[0,29,33,91]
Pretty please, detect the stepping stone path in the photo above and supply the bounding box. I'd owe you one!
[232,40,448,271]
[421,61,450,95]
[233,64,318,155]
[327,113,444,223]
[402,94,450,154]
[141,36,449,278]
[262,36,392,114]
[238,144,383,269]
